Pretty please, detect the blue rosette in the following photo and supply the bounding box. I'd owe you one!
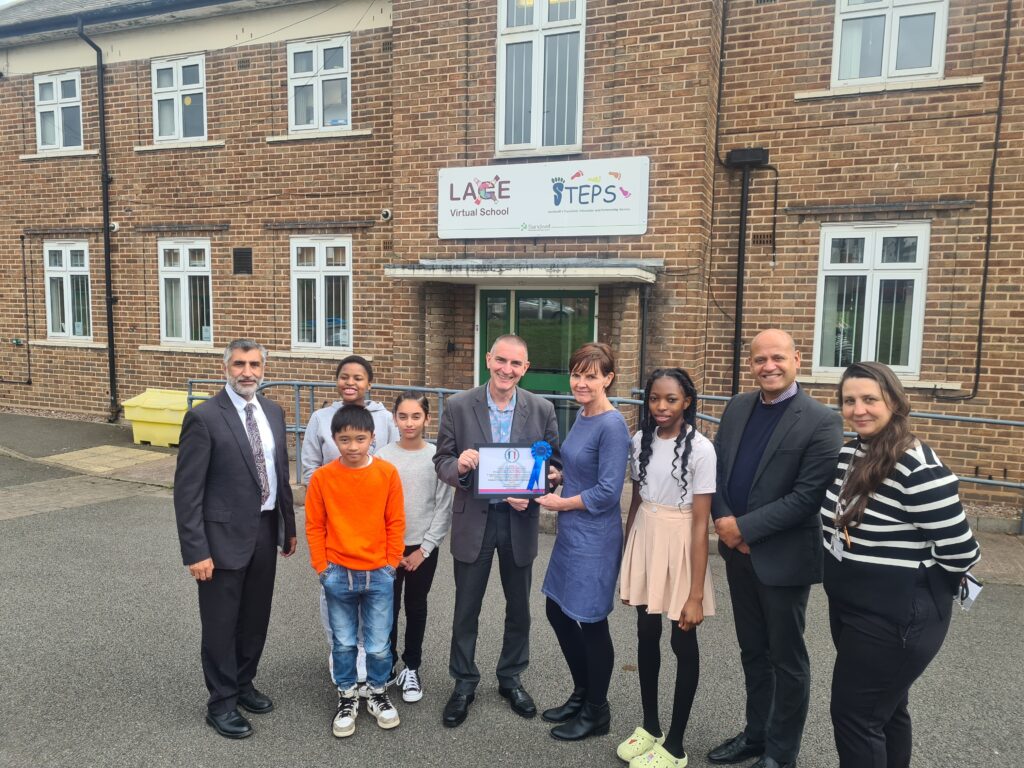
[527,440,553,491]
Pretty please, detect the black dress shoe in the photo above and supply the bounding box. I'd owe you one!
[499,685,537,718]
[707,732,765,764]
[550,700,610,741]
[542,687,586,723]
[205,709,253,739]
[238,687,274,714]
[442,690,475,728]
[750,757,795,768]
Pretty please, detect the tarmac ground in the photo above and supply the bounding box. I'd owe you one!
[0,412,1021,768]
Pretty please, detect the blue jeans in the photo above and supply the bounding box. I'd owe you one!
[321,563,395,689]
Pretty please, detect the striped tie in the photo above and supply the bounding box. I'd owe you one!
[245,403,270,506]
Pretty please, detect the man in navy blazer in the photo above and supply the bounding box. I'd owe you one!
[708,329,843,768]
[174,339,297,739]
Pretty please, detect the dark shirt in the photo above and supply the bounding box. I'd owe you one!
[727,395,795,516]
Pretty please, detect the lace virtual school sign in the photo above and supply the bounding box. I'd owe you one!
[437,156,649,239]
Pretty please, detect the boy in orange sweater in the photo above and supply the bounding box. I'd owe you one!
[306,406,405,737]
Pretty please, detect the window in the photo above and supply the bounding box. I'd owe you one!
[34,71,82,151]
[287,36,352,133]
[832,0,947,86]
[290,237,352,349]
[496,0,585,154]
[44,241,92,339]
[813,222,929,375]
[158,239,212,344]
[151,55,207,141]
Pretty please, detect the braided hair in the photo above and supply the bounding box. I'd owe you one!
[636,368,699,504]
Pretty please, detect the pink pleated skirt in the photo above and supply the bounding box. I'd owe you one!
[619,500,716,621]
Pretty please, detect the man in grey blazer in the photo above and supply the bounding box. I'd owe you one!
[434,334,560,728]
[174,339,297,739]
[708,329,843,768]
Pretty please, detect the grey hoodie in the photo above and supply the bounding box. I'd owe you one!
[300,399,399,484]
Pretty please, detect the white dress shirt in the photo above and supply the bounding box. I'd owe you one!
[225,385,278,511]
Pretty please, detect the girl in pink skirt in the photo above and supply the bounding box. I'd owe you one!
[618,368,717,768]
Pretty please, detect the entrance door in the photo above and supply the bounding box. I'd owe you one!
[478,289,597,437]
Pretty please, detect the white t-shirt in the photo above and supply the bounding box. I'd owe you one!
[630,427,717,507]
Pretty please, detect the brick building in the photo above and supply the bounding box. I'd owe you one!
[0,0,1020,506]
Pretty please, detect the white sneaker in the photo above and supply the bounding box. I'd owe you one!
[332,687,359,738]
[396,667,423,703]
[366,687,400,729]
[357,681,370,699]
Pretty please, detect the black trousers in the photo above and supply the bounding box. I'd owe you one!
[391,543,440,671]
[449,504,532,694]
[196,511,277,714]
[724,551,811,763]
[829,583,951,768]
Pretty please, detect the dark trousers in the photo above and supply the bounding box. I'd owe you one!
[391,543,440,671]
[545,597,614,705]
[196,511,277,714]
[829,584,951,768]
[449,504,532,694]
[725,551,811,763]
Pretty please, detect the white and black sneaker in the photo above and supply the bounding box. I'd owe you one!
[396,667,423,703]
[366,686,400,729]
[332,687,359,738]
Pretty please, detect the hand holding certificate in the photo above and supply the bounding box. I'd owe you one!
[474,441,552,499]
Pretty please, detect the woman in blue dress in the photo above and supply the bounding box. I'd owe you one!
[537,342,631,741]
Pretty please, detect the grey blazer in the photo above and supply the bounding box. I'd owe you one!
[434,385,559,567]
[711,388,843,587]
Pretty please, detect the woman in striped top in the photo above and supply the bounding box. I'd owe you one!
[821,361,980,768]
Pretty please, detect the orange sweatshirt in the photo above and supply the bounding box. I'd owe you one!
[305,457,405,574]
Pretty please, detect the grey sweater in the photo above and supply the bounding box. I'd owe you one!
[376,442,453,554]
[300,399,399,484]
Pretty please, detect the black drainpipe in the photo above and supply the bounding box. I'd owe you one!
[0,235,33,385]
[77,21,120,422]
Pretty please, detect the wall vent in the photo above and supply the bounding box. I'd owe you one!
[383,40,393,53]
[751,233,775,247]
[233,248,253,275]
[237,58,250,70]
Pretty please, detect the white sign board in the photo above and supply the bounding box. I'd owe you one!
[438,156,649,239]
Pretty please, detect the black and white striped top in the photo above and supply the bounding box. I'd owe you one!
[820,440,980,624]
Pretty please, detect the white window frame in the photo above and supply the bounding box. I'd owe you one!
[813,221,930,376]
[290,236,354,350]
[43,240,92,340]
[151,54,208,142]
[287,36,352,134]
[496,0,586,156]
[158,238,213,346]
[831,0,947,87]
[34,71,83,152]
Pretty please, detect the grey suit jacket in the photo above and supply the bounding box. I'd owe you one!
[434,385,559,567]
[711,388,843,587]
[174,388,296,570]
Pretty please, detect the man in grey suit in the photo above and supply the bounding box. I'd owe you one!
[434,334,560,728]
[174,339,297,739]
[708,329,843,768]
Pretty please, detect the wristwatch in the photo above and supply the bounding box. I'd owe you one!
[420,547,430,559]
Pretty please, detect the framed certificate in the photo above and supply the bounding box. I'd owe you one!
[473,442,551,499]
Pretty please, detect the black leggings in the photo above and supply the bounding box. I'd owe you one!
[636,606,700,759]
[546,597,614,705]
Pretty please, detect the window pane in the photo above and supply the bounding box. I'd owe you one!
[875,279,914,367]
[293,84,314,126]
[164,278,182,338]
[49,277,66,334]
[70,274,90,336]
[323,46,345,70]
[181,64,201,85]
[895,13,935,71]
[506,0,533,27]
[38,81,55,101]
[548,0,578,23]
[838,15,885,80]
[188,275,212,342]
[322,78,349,127]
[829,237,865,264]
[881,236,918,263]
[157,99,175,137]
[40,111,57,146]
[325,275,349,347]
[325,246,346,267]
[163,248,180,268]
[60,78,77,99]
[61,106,81,147]
[182,93,204,138]
[293,50,314,73]
[188,248,206,268]
[296,278,317,343]
[504,41,533,145]
[156,67,174,88]
[295,246,316,267]
[819,275,866,368]
[48,249,63,268]
[69,250,86,268]
[543,32,580,147]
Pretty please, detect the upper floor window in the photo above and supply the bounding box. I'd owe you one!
[496,0,585,155]
[158,239,212,345]
[44,241,91,339]
[290,237,352,350]
[287,36,351,133]
[152,55,207,141]
[34,71,82,151]
[832,0,947,87]
[813,222,930,376]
